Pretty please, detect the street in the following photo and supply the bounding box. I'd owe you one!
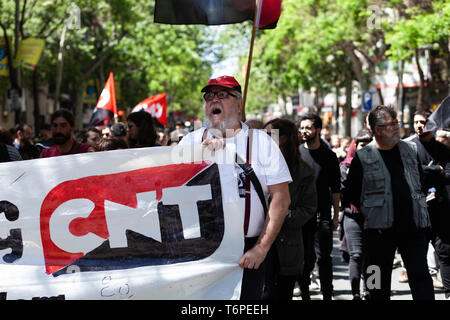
[292,232,447,300]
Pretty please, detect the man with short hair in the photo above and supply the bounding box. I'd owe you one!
[405,110,450,298]
[13,123,40,160]
[41,109,92,158]
[343,105,434,300]
[297,113,340,300]
[179,75,292,300]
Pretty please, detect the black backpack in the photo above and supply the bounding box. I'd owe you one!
[0,142,11,162]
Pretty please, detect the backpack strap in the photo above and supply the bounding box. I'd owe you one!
[236,130,268,235]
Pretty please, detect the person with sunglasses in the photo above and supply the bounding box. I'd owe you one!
[343,105,434,300]
[179,75,292,300]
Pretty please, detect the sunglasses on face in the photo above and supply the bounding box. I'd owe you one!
[203,91,238,102]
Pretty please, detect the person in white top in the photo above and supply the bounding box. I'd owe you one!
[179,75,292,299]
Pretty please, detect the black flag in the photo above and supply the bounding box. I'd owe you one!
[154,0,281,29]
[424,95,450,132]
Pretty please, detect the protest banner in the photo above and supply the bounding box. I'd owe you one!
[0,144,244,300]
[14,38,45,70]
[0,36,12,76]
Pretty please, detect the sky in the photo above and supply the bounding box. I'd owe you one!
[211,56,239,78]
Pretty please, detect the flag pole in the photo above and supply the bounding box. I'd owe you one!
[242,0,262,122]
[110,72,118,124]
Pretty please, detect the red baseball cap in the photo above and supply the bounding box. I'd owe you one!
[201,75,242,93]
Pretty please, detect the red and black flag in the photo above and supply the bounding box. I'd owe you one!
[154,0,281,29]
[132,93,168,127]
[88,72,117,127]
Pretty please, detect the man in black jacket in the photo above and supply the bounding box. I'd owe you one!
[0,142,22,162]
[297,113,341,300]
[405,110,450,299]
[13,124,40,160]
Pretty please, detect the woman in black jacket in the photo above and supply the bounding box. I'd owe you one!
[340,128,372,300]
[263,118,317,300]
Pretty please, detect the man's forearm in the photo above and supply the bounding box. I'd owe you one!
[239,182,290,269]
[256,188,290,253]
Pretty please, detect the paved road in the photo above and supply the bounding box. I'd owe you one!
[292,231,446,300]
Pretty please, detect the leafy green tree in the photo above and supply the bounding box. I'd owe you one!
[0,0,225,129]
[385,0,450,109]
[242,0,383,135]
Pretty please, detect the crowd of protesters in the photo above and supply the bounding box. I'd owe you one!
[0,111,196,162]
[0,79,449,301]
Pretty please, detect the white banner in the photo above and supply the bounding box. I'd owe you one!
[0,145,244,300]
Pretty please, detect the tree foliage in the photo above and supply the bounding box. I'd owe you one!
[0,0,224,126]
[1,0,448,126]
[241,0,448,116]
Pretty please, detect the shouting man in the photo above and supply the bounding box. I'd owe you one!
[179,75,292,299]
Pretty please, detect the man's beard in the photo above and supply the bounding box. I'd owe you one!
[418,131,431,138]
[53,133,71,145]
[302,132,316,144]
[203,103,240,138]
[382,130,400,147]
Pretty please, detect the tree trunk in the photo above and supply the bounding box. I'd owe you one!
[54,23,68,110]
[278,94,288,116]
[14,0,22,124]
[74,80,87,130]
[345,75,352,137]
[14,0,21,85]
[32,67,40,133]
[334,86,339,135]
[343,42,370,92]
[415,49,425,110]
[397,60,405,131]
[439,40,449,95]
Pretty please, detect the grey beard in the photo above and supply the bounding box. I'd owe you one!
[204,115,240,138]
[383,131,401,147]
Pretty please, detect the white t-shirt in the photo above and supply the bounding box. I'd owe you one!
[179,123,292,237]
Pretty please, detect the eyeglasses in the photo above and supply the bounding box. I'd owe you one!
[377,120,399,128]
[298,126,314,132]
[203,91,238,102]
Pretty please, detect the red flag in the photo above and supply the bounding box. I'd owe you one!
[132,93,167,126]
[89,72,117,127]
[154,0,281,30]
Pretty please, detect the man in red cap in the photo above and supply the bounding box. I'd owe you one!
[179,75,292,299]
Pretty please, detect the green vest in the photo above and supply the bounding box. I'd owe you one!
[356,140,430,230]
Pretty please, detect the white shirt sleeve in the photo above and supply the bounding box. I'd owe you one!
[252,130,292,186]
